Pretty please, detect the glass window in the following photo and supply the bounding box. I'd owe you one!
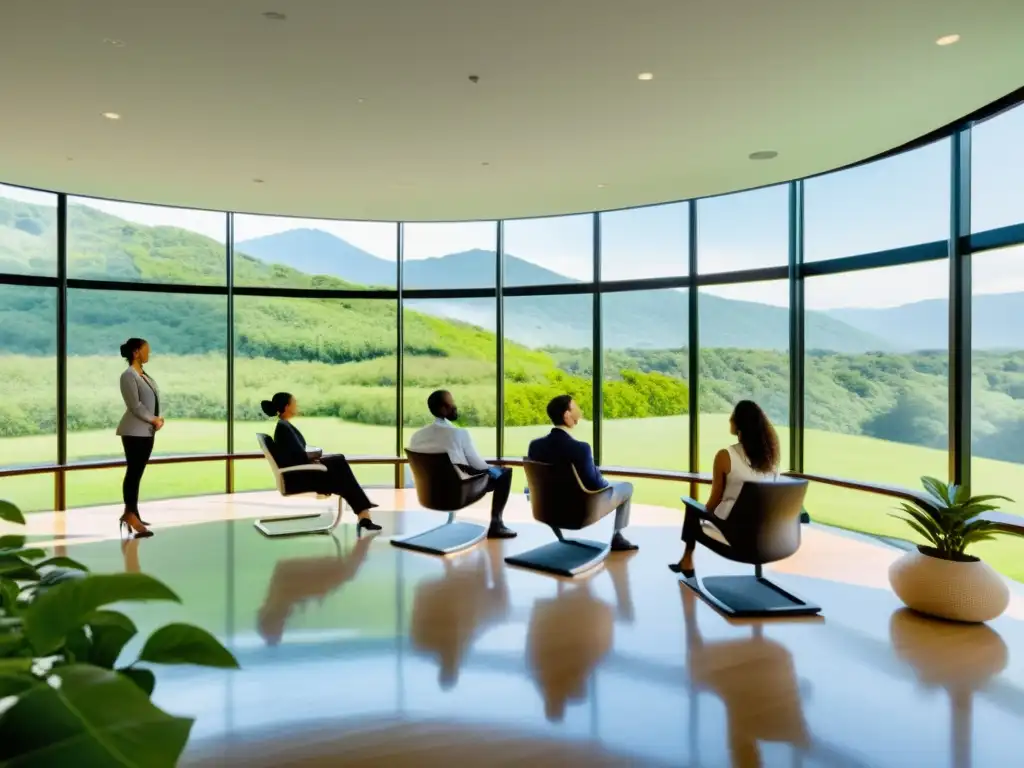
[601,289,688,475]
[403,299,497,470]
[404,221,496,289]
[503,293,593,458]
[66,289,227,468]
[971,245,1024,577]
[971,104,1024,233]
[67,198,226,285]
[233,296,397,491]
[0,183,57,277]
[805,139,950,261]
[697,184,788,272]
[699,280,790,471]
[600,203,688,281]
[804,260,948,538]
[234,215,397,290]
[504,215,592,286]
[0,284,57,512]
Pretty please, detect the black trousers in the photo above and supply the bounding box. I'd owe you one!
[315,454,376,513]
[681,504,737,547]
[485,466,513,523]
[121,436,155,513]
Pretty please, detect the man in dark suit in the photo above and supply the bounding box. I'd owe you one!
[527,394,638,552]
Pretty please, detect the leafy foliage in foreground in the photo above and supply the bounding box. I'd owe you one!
[890,477,1021,560]
[0,499,239,767]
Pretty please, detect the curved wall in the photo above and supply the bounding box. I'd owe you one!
[1,104,1023,579]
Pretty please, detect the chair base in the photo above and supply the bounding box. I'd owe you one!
[254,498,343,538]
[391,521,487,556]
[505,538,610,578]
[682,574,821,618]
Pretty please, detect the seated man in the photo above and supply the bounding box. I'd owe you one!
[527,394,637,552]
[408,390,516,539]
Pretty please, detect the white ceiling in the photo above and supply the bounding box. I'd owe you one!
[1,0,1022,222]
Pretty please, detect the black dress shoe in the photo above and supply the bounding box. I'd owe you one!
[668,563,695,579]
[610,533,639,552]
[487,524,517,539]
[357,518,382,532]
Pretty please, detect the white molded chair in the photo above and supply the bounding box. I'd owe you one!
[254,433,345,537]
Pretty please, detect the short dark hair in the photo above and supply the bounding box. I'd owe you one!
[546,394,574,426]
[427,389,450,418]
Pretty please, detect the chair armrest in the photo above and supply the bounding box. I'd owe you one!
[280,464,328,473]
[680,495,707,514]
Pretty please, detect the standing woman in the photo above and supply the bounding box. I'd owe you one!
[261,392,382,532]
[116,338,162,538]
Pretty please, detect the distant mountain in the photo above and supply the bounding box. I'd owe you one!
[239,229,886,352]
[828,293,1024,351]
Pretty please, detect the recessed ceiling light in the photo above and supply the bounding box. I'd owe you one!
[936,34,960,46]
[597,183,607,188]
[749,150,778,160]
[101,112,121,120]
[103,38,126,47]
[262,11,287,21]
[637,72,654,81]
[253,178,265,184]
[356,97,366,104]
[481,162,490,166]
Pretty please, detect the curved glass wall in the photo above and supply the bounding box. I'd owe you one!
[1,104,1023,583]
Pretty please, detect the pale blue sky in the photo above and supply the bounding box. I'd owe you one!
[2,103,1022,310]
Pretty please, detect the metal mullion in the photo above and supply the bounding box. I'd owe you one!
[788,181,805,474]
[225,212,235,493]
[55,194,68,511]
[687,200,699,497]
[395,222,405,489]
[949,129,972,486]
[496,220,505,459]
[592,213,603,464]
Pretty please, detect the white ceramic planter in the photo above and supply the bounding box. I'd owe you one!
[888,546,1010,623]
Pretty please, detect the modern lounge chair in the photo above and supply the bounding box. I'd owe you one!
[253,433,344,537]
[504,459,620,577]
[392,448,491,556]
[679,479,820,617]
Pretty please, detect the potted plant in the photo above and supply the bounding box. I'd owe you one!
[887,477,1020,623]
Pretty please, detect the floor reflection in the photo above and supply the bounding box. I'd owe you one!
[410,540,511,689]
[526,556,635,722]
[681,587,809,767]
[257,533,373,646]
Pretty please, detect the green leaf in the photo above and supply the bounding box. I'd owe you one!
[34,556,89,572]
[87,611,138,669]
[0,536,26,552]
[24,574,180,656]
[138,623,239,669]
[889,513,939,547]
[0,664,193,767]
[0,500,25,526]
[0,671,38,699]
[0,579,19,614]
[118,667,156,696]
[921,476,950,506]
[0,557,39,581]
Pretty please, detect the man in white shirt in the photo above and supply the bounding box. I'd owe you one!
[407,390,517,539]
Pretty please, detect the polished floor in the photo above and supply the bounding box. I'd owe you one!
[6,489,1024,767]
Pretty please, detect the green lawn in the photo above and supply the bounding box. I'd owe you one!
[2,413,1022,581]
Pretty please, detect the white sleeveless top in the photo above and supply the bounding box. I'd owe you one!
[714,443,779,520]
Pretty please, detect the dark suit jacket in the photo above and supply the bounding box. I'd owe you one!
[527,428,608,491]
[272,419,310,468]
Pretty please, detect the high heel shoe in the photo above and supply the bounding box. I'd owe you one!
[125,508,150,526]
[668,563,695,579]
[119,513,154,539]
[357,517,382,533]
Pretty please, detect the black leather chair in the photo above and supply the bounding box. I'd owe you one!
[504,459,620,577]
[392,449,491,555]
[679,479,820,617]
[253,433,343,537]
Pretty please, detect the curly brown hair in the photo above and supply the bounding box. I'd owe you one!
[732,400,779,473]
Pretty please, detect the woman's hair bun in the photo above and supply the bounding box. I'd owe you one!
[119,342,131,360]
[120,337,147,363]
[260,400,277,417]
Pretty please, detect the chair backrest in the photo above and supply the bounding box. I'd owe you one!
[405,449,489,512]
[522,459,613,531]
[256,433,286,494]
[723,479,809,564]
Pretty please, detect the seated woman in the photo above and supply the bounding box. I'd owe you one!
[670,400,780,577]
[261,392,381,532]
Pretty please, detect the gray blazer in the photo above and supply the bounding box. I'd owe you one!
[116,367,160,437]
